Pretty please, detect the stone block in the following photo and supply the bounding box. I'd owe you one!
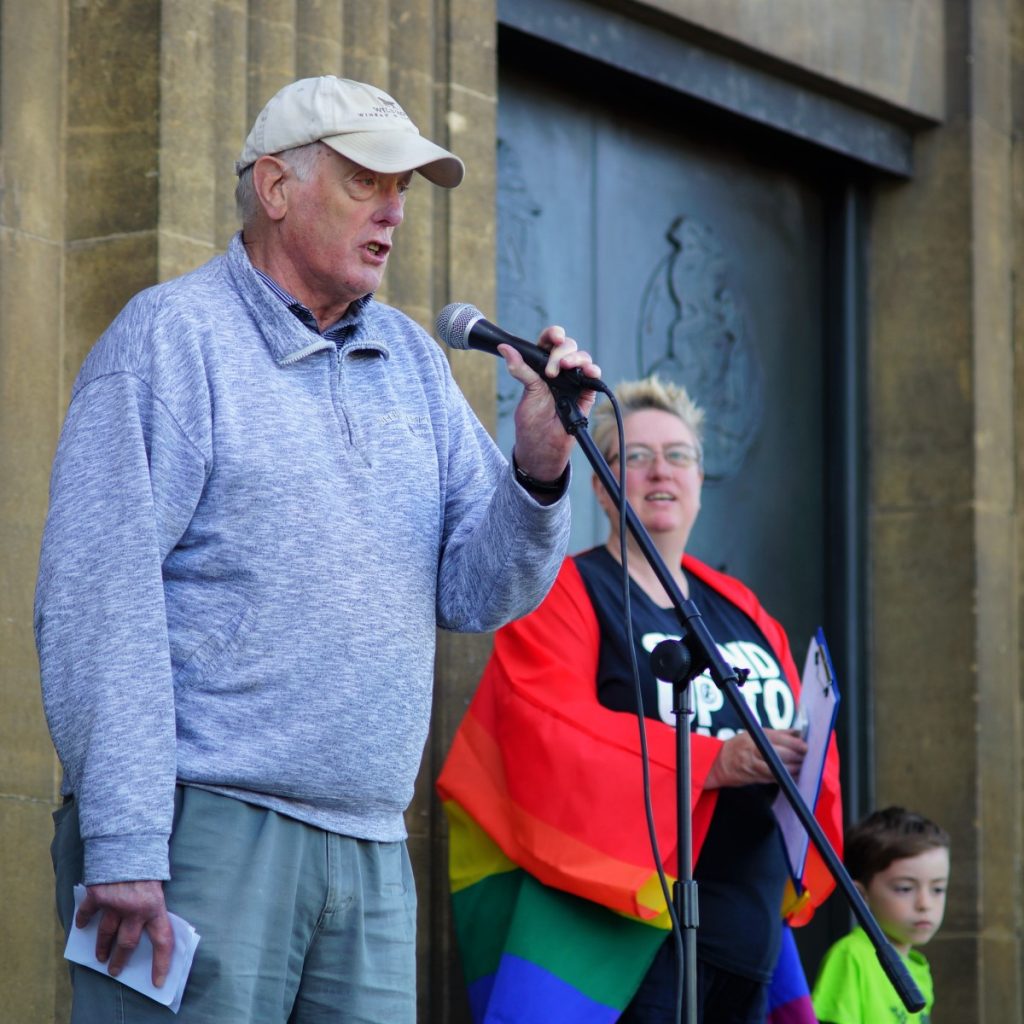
[929,934,981,1021]
[0,228,63,474]
[978,930,1022,1022]
[871,504,980,942]
[390,18,436,109]
[449,0,497,100]
[157,230,218,284]
[65,233,159,379]
[245,1,298,123]
[212,3,251,250]
[446,87,496,312]
[342,3,389,87]
[296,1,344,78]
[869,133,974,511]
[65,0,160,241]
[635,0,943,120]
[65,128,159,242]
[871,507,974,682]
[160,1,218,245]
[0,797,64,1023]
[0,228,64,802]
[0,0,68,239]
[0,545,55,800]
[66,0,160,128]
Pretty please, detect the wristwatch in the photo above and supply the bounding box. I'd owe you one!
[512,452,568,495]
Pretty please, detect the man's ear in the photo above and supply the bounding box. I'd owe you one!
[853,879,868,901]
[252,155,290,222]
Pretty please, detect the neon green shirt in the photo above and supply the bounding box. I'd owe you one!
[812,926,934,1024]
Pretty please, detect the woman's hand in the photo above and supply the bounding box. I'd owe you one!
[704,729,807,788]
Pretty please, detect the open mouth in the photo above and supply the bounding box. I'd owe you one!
[366,241,388,256]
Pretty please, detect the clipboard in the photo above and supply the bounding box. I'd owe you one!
[772,628,840,884]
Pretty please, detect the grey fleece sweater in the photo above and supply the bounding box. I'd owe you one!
[35,233,570,885]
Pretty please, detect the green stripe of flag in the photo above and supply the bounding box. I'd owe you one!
[453,867,666,1010]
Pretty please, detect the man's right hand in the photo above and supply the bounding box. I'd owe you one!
[76,879,174,987]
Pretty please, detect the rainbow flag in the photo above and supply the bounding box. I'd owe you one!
[437,556,842,1022]
[447,798,818,1024]
[446,800,667,1023]
[767,924,818,1024]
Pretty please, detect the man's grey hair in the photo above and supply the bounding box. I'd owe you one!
[235,142,328,224]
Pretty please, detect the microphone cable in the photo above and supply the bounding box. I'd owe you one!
[602,391,687,1024]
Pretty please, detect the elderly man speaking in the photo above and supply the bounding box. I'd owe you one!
[35,76,600,1023]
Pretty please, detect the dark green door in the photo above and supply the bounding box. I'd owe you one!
[496,66,826,650]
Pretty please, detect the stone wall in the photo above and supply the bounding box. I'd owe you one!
[869,2,1023,1018]
[2,1,1021,1021]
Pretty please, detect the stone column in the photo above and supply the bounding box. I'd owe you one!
[869,1,1023,1019]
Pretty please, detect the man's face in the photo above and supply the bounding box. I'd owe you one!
[280,149,412,312]
[860,846,950,954]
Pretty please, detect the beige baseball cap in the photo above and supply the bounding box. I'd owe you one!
[235,75,465,188]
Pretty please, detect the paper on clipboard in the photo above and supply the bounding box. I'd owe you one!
[773,628,840,884]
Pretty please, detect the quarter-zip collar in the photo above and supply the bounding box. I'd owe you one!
[225,232,386,365]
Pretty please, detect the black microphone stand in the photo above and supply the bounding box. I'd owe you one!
[547,390,925,1022]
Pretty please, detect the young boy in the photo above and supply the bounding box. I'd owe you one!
[812,806,950,1024]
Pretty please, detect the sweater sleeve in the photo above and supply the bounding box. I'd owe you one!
[437,558,724,921]
[34,371,207,884]
[432,358,571,634]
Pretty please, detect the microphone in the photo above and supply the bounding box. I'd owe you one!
[435,303,607,394]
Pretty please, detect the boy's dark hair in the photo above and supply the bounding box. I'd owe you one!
[845,806,950,885]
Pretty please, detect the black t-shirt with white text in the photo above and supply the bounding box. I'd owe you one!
[575,546,795,982]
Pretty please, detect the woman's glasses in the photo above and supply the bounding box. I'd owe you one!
[608,444,702,470]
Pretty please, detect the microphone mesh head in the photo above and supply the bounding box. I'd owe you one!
[435,303,482,349]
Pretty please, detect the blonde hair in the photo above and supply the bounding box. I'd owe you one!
[591,375,705,462]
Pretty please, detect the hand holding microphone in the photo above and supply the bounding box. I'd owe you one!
[435,304,608,396]
[436,303,606,490]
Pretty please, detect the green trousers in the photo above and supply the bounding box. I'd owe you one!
[52,786,417,1023]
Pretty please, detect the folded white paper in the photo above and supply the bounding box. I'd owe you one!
[65,884,201,1014]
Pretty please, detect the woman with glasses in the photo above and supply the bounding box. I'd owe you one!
[438,375,842,1024]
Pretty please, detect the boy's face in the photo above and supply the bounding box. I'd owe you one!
[857,846,950,955]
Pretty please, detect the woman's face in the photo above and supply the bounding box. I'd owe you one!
[594,408,704,549]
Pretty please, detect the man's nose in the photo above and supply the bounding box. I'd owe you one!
[377,187,405,226]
